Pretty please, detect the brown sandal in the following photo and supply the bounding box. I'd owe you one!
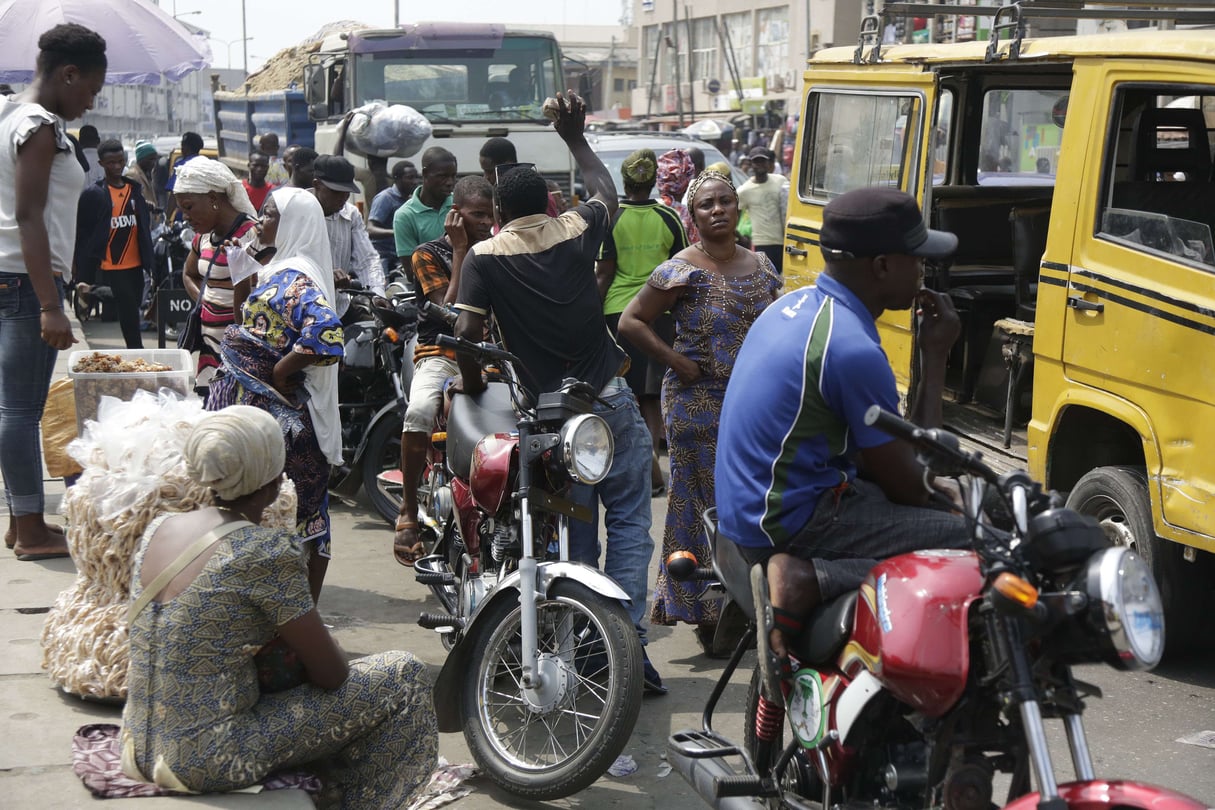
[393,518,425,567]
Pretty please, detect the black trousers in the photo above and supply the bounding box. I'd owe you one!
[755,244,784,276]
[104,267,146,349]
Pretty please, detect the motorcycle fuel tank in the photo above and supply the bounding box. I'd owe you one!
[470,433,516,514]
[848,550,983,717]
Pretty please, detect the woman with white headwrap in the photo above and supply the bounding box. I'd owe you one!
[173,158,259,388]
[207,187,343,599]
[122,406,437,807]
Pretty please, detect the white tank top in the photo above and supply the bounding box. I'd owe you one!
[0,98,86,276]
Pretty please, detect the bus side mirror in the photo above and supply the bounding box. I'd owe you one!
[304,64,325,106]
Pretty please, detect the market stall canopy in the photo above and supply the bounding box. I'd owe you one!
[681,118,734,141]
[0,0,211,85]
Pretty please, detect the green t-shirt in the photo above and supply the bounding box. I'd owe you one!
[598,199,688,315]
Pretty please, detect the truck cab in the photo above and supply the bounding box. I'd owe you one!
[303,22,574,206]
[784,4,1215,651]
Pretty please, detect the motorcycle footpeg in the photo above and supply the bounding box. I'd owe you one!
[414,570,455,586]
[418,612,465,630]
[715,774,771,799]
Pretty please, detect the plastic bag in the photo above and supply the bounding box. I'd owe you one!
[41,377,82,478]
[346,101,433,159]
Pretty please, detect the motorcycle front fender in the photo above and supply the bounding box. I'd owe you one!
[1002,780,1206,810]
[329,400,404,497]
[431,561,631,733]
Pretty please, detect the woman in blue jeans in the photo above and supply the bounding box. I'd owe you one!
[0,24,107,560]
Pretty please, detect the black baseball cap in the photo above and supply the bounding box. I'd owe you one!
[312,155,360,193]
[819,187,956,260]
[748,146,774,162]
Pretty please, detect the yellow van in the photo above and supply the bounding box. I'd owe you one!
[783,6,1215,649]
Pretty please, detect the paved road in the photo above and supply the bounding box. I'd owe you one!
[2,315,1212,807]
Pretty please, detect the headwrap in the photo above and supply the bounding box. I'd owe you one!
[185,406,285,501]
[134,140,157,162]
[657,149,695,200]
[173,158,259,219]
[621,148,658,186]
[687,169,737,208]
[262,187,343,467]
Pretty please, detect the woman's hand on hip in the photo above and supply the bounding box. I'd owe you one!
[40,309,78,351]
[672,355,703,385]
[272,358,302,397]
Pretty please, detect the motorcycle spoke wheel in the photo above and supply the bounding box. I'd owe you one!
[461,581,643,800]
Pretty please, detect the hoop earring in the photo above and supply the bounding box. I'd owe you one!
[65,80,73,86]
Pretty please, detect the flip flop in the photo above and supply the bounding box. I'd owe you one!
[393,519,425,568]
[16,549,71,562]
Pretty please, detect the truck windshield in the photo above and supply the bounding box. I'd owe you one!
[354,36,561,124]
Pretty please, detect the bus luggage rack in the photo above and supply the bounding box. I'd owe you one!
[855,2,1215,64]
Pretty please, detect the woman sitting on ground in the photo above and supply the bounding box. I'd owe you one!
[122,405,436,808]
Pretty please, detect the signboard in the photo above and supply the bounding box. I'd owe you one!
[642,0,654,10]
[706,78,721,94]
[157,287,194,349]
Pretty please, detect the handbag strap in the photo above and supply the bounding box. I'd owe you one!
[128,520,253,622]
[197,213,250,292]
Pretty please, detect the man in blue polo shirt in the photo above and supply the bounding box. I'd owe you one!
[715,186,969,702]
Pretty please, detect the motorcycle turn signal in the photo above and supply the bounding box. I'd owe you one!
[991,572,1047,621]
[666,551,714,582]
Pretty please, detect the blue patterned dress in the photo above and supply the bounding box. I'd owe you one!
[122,515,437,807]
[649,254,781,626]
[207,269,343,555]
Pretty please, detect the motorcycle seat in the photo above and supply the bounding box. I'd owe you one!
[791,592,858,667]
[447,382,517,481]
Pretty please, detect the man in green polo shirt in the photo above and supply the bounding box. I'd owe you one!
[394,147,457,275]
[595,148,688,493]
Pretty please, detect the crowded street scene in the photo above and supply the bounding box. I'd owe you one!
[2,0,1215,807]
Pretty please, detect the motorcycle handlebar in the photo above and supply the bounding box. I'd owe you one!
[420,299,458,327]
[436,334,521,369]
[863,405,1000,485]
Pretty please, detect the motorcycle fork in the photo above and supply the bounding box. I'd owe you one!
[515,421,543,691]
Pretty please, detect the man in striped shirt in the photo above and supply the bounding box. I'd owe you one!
[715,187,970,701]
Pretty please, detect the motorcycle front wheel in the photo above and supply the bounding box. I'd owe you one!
[460,580,643,800]
[360,412,404,525]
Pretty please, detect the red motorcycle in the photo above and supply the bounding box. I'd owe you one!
[667,406,1203,810]
[411,333,644,801]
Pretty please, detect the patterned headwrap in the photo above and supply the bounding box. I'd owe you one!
[686,169,736,208]
[656,149,695,200]
[172,158,259,219]
[621,148,658,186]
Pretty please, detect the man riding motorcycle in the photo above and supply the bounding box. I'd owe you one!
[714,187,970,704]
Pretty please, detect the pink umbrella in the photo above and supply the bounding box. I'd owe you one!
[0,0,211,85]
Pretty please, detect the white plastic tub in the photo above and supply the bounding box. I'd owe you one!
[67,349,194,432]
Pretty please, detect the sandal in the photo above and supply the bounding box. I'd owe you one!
[393,518,425,568]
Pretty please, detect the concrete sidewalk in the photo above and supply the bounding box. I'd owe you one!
[0,313,313,808]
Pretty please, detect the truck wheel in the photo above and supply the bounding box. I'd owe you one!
[1066,466,1210,653]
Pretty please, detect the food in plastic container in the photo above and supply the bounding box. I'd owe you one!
[68,349,194,434]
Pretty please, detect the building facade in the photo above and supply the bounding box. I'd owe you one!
[630,0,862,123]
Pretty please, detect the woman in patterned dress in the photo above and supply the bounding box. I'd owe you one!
[122,406,436,809]
[619,170,781,653]
[172,159,260,390]
[207,187,343,599]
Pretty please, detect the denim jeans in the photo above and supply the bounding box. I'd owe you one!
[567,381,655,642]
[740,478,970,601]
[0,272,62,516]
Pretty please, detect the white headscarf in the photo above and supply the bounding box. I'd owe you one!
[185,406,285,501]
[173,158,259,219]
[262,187,343,467]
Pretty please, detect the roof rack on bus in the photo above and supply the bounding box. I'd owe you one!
[854,2,1215,65]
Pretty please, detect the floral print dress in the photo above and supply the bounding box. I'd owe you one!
[649,254,781,626]
[122,515,437,808]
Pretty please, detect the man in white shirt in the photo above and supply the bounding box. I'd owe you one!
[737,146,790,274]
[311,155,383,319]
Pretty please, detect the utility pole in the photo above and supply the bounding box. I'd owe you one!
[241,0,249,78]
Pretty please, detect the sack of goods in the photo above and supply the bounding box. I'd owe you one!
[41,390,299,700]
[346,100,433,158]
